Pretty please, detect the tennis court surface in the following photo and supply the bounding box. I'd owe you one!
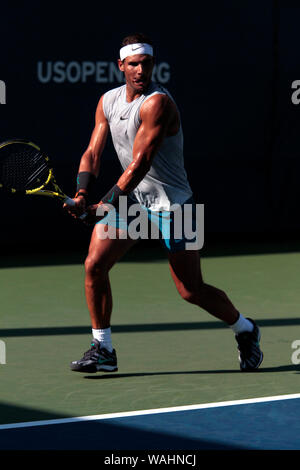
[1,244,300,450]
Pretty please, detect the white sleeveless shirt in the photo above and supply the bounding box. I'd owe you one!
[102,81,193,211]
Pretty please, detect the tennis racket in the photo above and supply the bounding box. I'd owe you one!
[0,139,76,208]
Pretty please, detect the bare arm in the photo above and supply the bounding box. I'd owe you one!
[64,95,108,217]
[78,95,109,179]
[83,94,178,223]
[116,93,178,194]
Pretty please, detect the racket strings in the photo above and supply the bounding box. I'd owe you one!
[0,144,50,191]
[26,159,49,188]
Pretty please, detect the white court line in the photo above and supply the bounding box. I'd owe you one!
[1,392,300,431]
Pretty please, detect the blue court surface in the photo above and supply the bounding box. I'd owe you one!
[0,394,299,450]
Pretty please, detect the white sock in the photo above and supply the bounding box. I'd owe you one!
[92,327,113,352]
[230,313,254,335]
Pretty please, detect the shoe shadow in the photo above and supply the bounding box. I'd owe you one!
[83,364,299,379]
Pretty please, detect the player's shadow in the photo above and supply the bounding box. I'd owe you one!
[84,364,299,379]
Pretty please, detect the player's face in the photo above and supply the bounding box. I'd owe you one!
[119,54,154,94]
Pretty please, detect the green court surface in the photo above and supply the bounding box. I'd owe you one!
[0,245,300,426]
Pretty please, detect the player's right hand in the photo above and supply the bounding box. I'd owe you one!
[63,195,86,219]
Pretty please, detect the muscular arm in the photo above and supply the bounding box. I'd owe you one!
[78,95,109,179]
[83,94,178,223]
[64,95,108,217]
[116,94,179,194]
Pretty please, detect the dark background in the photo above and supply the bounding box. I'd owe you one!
[1,1,300,257]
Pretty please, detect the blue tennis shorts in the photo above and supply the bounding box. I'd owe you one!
[96,196,200,253]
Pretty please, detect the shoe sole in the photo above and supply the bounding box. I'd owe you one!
[70,364,118,373]
[97,364,118,372]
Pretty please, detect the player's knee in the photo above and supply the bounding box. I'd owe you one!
[178,283,205,306]
[84,256,108,280]
[182,291,199,305]
[177,284,198,304]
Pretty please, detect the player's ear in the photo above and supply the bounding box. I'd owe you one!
[118,59,125,72]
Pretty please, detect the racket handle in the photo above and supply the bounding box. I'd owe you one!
[64,196,76,207]
[79,212,88,220]
[63,196,87,221]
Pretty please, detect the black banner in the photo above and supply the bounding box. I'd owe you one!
[1,2,300,250]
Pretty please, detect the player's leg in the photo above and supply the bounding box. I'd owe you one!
[167,249,263,371]
[84,224,137,329]
[70,224,138,373]
[168,249,239,324]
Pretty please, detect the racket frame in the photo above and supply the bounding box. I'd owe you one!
[0,139,75,206]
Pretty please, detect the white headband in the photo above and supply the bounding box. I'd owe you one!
[120,43,153,61]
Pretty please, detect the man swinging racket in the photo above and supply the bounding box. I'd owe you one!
[66,32,263,373]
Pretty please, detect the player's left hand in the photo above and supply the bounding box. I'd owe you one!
[80,204,99,225]
[81,202,111,226]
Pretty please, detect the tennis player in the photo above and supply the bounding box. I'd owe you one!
[67,33,263,373]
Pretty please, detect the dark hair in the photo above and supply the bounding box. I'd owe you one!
[121,32,153,48]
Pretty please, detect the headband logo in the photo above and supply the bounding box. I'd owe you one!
[132,45,143,51]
